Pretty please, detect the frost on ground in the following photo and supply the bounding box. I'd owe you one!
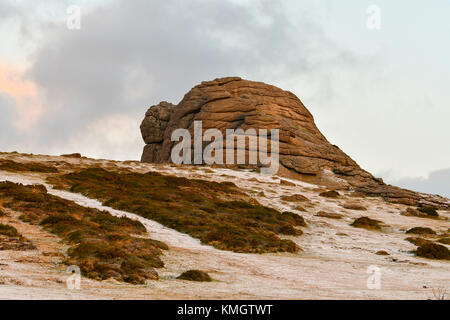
[0,152,449,300]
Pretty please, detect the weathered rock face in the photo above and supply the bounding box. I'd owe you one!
[140,101,175,163]
[140,77,450,209]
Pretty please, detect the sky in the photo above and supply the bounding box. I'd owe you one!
[0,0,449,197]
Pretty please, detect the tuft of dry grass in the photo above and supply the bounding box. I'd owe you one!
[280,179,296,186]
[177,270,212,282]
[437,238,450,245]
[342,203,367,211]
[417,206,439,217]
[0,223,21,237]
[315,211,342,219]
[319,190,340,198]
[416,243,450,260]
[0,223,36,251]
[406,227,436,235]
[350,217,382,230]
[405,237,433,247]
[280,194,309,202]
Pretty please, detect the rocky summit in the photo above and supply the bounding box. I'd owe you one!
[140,77,449,209]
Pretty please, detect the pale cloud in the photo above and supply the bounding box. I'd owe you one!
[388,169,450,198]
[0,92,20,150]
[0,0,448,198]
[49,113,142,160]
[20,0,356,161]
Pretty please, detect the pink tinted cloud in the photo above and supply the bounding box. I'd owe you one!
[0,63,43,131]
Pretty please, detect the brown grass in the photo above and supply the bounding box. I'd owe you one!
[315,211,342,219]
[0,223,21,237]
[0,160,57,173]
[342,203,367,211]
[350,217,382,230]
[416,243,450,260]
[406,227,436,235]
[177,270,212,282]
[0,181,166,284]
[280,194,309,202]
[0,223,36,251]
[437,238,450,245]
[319,190,340,198]
[47,168,302,253]
[417,206,439,217]
[405,237,433,247]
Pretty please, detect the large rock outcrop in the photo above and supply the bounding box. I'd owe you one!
[140,77,450,209]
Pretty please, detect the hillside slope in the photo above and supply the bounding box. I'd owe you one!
[0,152,449,299]
[141,77,450,211]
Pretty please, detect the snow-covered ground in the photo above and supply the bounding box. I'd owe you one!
[0,153,449,299]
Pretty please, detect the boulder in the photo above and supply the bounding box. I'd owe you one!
[140,77,450,210]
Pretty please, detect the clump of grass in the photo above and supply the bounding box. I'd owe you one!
[405,237,433,247]
[416,243,450,260]
[437,238,450,245]
[281,211,306,227]
[417,206,439,217]
[0,160,57,173]
[342,203,367,211]
[319,190,340,198]
[406,227,436,235]
[48,168,302,253]
[177,270,212,282]
[0,223,21,237]
[315,211,342,219]
[0,181,166,284]
[349,192,366,198]
[401,207,431,218]
[350,217,382,230]
[0,222,36,251]
[280,194,309,202]
[280,179,296,186]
